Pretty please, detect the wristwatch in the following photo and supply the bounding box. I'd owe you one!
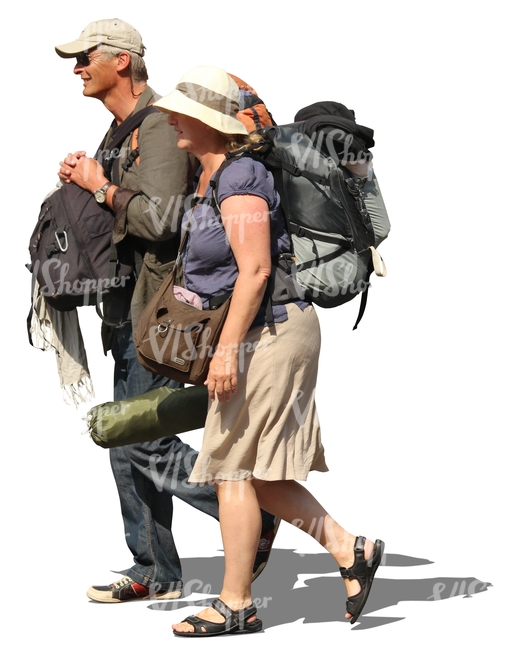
[94,181,113,204]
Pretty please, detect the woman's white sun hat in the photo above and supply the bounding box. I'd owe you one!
[154,66,248,136]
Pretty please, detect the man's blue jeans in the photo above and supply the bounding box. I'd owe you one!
[110,324,219,591]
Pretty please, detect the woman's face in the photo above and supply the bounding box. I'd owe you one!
[167,112,213,154]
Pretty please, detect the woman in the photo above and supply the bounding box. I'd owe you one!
[154,66,384,637]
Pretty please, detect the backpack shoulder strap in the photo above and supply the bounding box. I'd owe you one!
[208,140,272,216]
[96,105,159,181]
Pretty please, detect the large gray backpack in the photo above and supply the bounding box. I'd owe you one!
[214,103,390,328]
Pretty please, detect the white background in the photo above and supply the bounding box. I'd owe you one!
[1,1,509,647]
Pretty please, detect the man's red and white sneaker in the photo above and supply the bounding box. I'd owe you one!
[86,576,182,603]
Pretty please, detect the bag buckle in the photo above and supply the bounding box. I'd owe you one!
[157,319,173,334]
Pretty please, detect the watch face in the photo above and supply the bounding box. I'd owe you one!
[94,182,111,203]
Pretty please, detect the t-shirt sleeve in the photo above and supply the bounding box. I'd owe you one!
[217,157,275,207]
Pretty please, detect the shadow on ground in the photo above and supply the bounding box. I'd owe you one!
[147,549,492,629]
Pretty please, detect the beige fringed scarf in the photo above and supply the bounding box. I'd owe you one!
[29,280,95,406]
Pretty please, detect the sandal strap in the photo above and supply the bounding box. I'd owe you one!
[354,535,366,557]
[339,536,367,580]
[345,597,360,617]
[211,598,258,626]
[339,566,357,579]
[211,598,234,622]
[239,602,257,622]
[175,599,260,636]
[182,615,226,634]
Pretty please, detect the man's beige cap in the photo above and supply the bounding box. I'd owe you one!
[55,18,145,58]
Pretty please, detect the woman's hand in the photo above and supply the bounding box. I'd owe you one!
[58,152,109,193]
[205,343,239,402]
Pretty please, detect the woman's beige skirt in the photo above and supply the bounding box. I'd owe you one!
[189,303,328,483]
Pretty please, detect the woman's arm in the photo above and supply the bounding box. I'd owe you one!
[205,193,272,403]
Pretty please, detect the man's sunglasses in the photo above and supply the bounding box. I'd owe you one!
[75,50,97,66]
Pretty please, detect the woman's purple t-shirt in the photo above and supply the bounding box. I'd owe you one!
[181,157,302,327]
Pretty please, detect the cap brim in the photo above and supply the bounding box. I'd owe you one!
[55,37,102,58]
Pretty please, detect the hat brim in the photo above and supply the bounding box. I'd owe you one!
[154,88,248,136]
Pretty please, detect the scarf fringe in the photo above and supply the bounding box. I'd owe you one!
[62,376,96,407]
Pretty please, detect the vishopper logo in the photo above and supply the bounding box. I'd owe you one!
[222,209,269,245]
[144,323,268,372]
[290,129,373,172]
[147,192,191,236]
[145,321,212,366]
[87,402,129,438]
[149,447,197,493]
[290,518,381,559]
[148,450,264,493]
[237,339,269,374]
[150,578,273,611]
[95,145,132,168]
[427,580,492,600]
[289,256,371,301]
[291,516,337,548]
[294,256,362,299]
[150,452,274,493]
[290,389,315,428]
[33,258,131,301]
[148,191,270,244]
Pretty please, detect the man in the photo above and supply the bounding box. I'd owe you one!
[55,18,278,603]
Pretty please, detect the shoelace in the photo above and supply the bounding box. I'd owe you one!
[111,576,134,590]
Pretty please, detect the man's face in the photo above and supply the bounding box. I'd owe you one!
[73,48,119,100]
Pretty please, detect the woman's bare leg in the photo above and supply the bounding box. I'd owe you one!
[253,478,375,620]
[172,477,377,632]
[172,479,260,634]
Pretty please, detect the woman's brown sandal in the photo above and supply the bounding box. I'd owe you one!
[173,597,263,637]
[339,536,385,624]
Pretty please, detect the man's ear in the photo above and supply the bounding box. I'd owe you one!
[116,51,131,73]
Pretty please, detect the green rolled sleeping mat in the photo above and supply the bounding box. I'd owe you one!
[86,385,208,448]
